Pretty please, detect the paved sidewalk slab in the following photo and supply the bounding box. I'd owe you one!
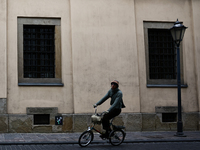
[0,131,200,145]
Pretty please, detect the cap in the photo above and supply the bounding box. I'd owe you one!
[111,80,119,86]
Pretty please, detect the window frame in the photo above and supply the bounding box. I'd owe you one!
[18,18,63,86]
[144,22,184,86]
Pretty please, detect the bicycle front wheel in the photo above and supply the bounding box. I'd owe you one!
[109,129,125,146]
[78,131,94,147]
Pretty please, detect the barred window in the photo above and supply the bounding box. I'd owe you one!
[18,18,62,86]
[148,29,176,79]
[144,22,184,86]
[23,25,55,78]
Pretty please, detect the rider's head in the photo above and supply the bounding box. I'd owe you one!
[111,80,119,90]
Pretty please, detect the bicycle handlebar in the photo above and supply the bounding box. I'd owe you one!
[94,108,107,116]
[94,108,115,124]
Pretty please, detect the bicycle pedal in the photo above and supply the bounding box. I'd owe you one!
[100,134,109,140]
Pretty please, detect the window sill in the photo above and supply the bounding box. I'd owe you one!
[33,125,51,126]
[18,83,64,86]
[147,84,188,88]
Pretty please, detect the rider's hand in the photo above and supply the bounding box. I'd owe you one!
[105,110,109,114]
[93,104,97,108]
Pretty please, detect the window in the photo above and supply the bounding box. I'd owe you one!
[148,29,176,80]
[144,22,184,86]
[162,113,177,122]
[23,25,55,78]
[18,18,63,86]
[34,114,50,125]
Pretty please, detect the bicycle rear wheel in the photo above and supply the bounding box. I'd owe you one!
[78,131,94,147]
[109,129,125,146]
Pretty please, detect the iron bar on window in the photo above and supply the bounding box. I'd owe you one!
[148,29,176,79]
[23,25,55,78]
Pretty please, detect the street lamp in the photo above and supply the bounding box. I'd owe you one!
[169,19,188,137]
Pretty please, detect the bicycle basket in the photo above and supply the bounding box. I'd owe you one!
[91,115,102,124]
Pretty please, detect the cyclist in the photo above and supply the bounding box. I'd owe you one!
[94,80,125,138]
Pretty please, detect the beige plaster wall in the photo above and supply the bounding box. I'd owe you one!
[0,0,7,98]
[71,0,140,113]
[135,0,198,113]
[7,0,73,114]
[191,0,200,111]
[3,0,200,114]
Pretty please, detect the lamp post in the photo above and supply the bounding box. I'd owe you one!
[169,19,188,137]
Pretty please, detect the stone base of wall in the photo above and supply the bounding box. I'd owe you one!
[0,112,199,133]
[0,98,7,114]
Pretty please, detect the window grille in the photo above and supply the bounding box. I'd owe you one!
[34,114,50,125]
[148,29,176,79]
[162,113,177,122]
[23,25,55,78]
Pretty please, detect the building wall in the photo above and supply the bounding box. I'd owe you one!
[7,0,73,114]
[71,0,140,113]
[136,0,198,113]
[192,0,200,112]
[0,0,199,132]
[0,0,7,98]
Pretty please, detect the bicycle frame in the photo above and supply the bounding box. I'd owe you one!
[78,108,126,147]
[87,126,102,134]
[87,108,116,135]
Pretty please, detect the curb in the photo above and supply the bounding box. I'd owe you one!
[1,139,200,145]
[124,139,200,143]
[0,141,77,145]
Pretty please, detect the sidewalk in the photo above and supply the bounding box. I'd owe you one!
[0,131,200,145]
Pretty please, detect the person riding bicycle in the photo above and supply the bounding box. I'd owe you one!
[94,80,125,138]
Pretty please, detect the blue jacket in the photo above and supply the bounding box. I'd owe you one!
[96,88,125,112]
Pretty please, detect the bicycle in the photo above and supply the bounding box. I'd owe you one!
[78,108,126,147]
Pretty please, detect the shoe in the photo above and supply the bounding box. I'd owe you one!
[100,133,109,139]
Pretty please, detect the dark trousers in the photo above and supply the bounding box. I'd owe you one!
[102,109,121,131]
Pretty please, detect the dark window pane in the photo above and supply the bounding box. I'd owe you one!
[162,113,177,122]
[148,29,176,79]
[34,114,50,125]
[23,25,55,78]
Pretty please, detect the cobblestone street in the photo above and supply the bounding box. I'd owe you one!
[0,142,200,150]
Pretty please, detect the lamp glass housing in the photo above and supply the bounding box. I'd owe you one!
[170,20,187,46]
